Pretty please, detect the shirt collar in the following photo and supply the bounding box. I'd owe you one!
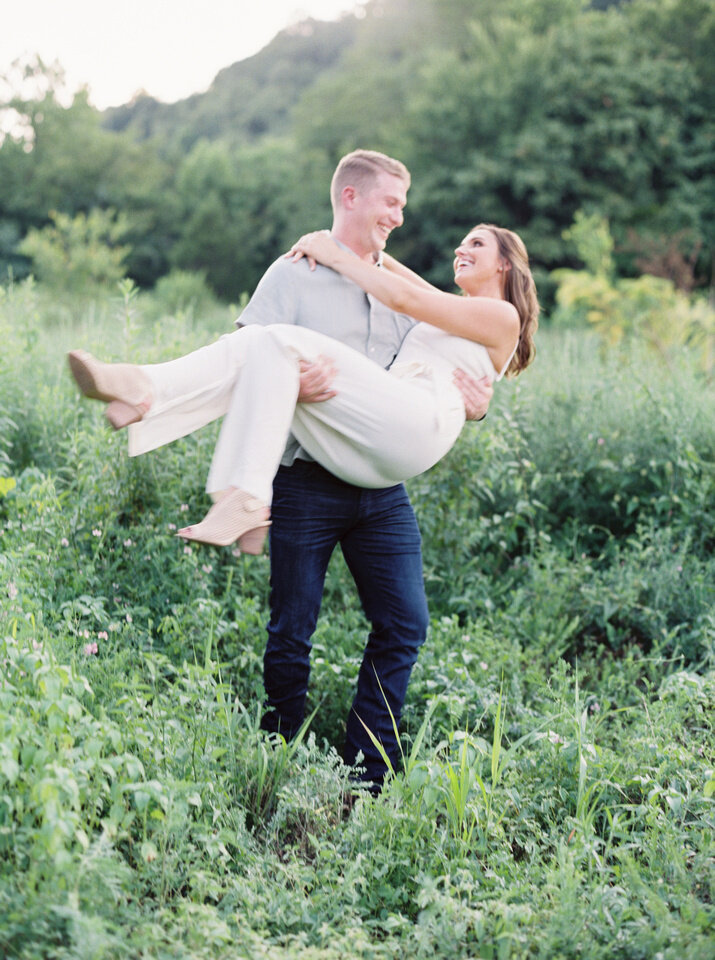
[332,235,383,267]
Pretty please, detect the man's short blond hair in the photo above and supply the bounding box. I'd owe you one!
[330,149,411,211]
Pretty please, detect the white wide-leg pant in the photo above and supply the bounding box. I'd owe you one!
[128,324,465,502]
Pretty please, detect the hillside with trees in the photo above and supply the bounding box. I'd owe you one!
[103,16,359,152]
[0,0,712,298]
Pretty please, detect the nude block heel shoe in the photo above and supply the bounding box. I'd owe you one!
[177,488,271,549]
[67,350,152,429]
[236,525,270,555]
[105,400,146,429]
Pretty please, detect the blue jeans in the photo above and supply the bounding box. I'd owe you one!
[260,459,429,785]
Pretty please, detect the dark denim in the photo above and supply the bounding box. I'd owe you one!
[260,459,429,784]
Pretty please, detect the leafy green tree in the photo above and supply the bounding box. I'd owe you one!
[3,1,711,300]
[291,2,422,164]
[552,211,713,370]
[170,139,331,299]
[18,208,130,292]
[0,59,123,221]
[621,0,714,283]
[0,57,175,286]
[388,0,711,291]
[562,211,615,277]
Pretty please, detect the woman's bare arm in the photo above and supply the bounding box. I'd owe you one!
[288,232,519,351]
[381,253,439,292]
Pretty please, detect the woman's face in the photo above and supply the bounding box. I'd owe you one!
[453,228,504,292]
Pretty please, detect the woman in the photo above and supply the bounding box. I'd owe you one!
[68,223,538,551]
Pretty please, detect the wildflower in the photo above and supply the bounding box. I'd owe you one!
[597,437,605,446]
[180,504,189,512]
[232,548,241,558]
[589,702,600,714]
[168,523,177,531]
[97,631,109,641]
[547,731,565,745]
[32,639,42,650]
[7,582,18,599]
[183,545,192,556]
[92,528,101,537]
[480,661,488,671]
[61,537,70,547]
[123,538,133,547]
[126,613,133,623]
[202,564,213,574]
[83,642,98,656]
[82,629,90,639]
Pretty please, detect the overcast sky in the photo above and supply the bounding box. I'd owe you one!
[2,0,361,109]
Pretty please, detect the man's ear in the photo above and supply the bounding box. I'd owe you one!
[341,185,358,209]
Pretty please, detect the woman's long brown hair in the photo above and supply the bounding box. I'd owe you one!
[473,223,539,376]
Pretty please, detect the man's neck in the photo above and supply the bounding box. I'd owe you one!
[331,225,379,263]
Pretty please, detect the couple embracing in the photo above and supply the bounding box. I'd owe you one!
[69,149,538,792]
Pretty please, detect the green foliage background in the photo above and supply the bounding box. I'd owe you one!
[1,0,712,299]
[0,0,713,956]
[0,271,713,958]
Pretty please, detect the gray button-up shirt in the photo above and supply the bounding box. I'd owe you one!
[236,243,415,465]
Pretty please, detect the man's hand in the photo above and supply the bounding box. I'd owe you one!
[298,355,338,403]
[453,369,493,421]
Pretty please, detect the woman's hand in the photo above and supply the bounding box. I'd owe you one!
[285,231,340,271]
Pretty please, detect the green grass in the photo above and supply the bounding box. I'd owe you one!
[0,277,713,958]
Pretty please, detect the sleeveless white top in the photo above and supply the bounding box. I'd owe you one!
[391,322,516,385]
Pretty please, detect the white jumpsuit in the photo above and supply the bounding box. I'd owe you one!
[128,322,510,503]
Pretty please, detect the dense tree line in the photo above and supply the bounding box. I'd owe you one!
[0,0,711,301]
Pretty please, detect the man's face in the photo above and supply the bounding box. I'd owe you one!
[348,171,407,256]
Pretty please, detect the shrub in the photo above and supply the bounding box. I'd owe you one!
[1,276,713,959]
[144,269,218,322]
[18,209,130,294]
[551,211,714,375]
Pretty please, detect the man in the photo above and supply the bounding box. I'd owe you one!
[237,149,491,790]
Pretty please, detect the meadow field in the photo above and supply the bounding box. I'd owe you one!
[0,276,713,958]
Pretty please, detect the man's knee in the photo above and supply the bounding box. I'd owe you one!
[373,591,429,649]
